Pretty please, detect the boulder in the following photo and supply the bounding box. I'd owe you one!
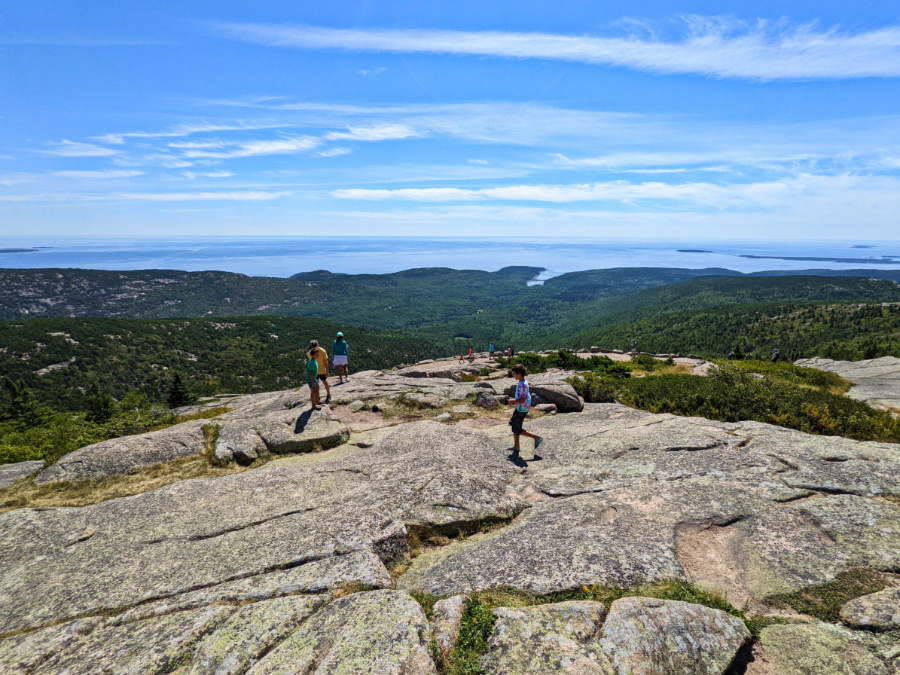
[756,622,891,675]
[475,391,502,409]
[840,588,900,630]
[215,407,350,464]
[535,403,557,415]
[590,346,600,353]
[403,392,442,409]
[35,420,208,484]
[249,590,436,674]
[452,405,473,415]
[347,400,365,413]
[431,594,467,657]
[435,412,452,422]
[481,601,614,674]
[600,598,750,675]
[0,460,44,490]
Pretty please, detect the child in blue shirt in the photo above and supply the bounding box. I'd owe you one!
[507,364,543,457]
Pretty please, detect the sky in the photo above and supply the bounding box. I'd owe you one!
[2,1,900,239]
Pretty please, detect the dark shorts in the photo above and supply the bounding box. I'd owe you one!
[509,409,528,435]
[317,374,328,381]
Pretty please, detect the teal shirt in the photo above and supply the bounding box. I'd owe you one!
[306,356,318,383]
[332,339,349,356]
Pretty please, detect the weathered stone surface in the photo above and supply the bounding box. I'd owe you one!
[249,590,436,674]
[402,406,900,601]
[535,403,557,414]
[436,412,452,421]
[757,622,892,675]
[840,588,900,630]
[796,356,900,411]
[431,594,467,657]
[215,406,350,464]
[112,551,391,624]
[35,420,207,484]
[481,601,614,674]
[186,595,322,675]
[0,617,105,673]
[0,460,44,490]
[452,404,472,415]
[531,383,584,413]
[347,399,365,412]
[33,606,233,675]
[600,598,750,675]
[0,421,519,634]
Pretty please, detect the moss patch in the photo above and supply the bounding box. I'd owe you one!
[766,568,895,622]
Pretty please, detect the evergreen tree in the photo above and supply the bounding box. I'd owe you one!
[167,373,192,409]
[85,380,117,424]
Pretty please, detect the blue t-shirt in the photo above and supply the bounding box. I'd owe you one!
[515,380,532,413]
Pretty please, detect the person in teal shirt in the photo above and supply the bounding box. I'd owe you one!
[332,332,350,383]
[306,341,321,408]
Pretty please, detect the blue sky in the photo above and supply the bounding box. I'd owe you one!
[2,1,900,239]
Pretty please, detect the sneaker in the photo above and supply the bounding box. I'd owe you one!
[325,395,332,403]
[534,437,544,450]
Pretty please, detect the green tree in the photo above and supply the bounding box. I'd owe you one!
[85,380,117,424]
[167,373,192,409]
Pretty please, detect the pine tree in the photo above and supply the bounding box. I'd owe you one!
[167,373,192,409]
[85,380,117,424]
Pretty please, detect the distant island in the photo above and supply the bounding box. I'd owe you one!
[677,249,714,253]
[738,254,900,265]
[0,248,39,254]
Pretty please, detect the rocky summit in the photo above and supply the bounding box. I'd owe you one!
[1,355,899,674]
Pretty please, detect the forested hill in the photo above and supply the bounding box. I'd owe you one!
[0,316,439,410]
[0,266,730,322]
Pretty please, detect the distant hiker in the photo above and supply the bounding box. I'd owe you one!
[459,353,466,363]
[727,351,735,360]
[489,343,495,359]
[507,364,543,458]
[332,332,350,383]
[306,341,321,409]
[631,340,638,355]
[744,352,753,360]
[312,340,331,403]
[772,348,779,363]
[467,348,475,363]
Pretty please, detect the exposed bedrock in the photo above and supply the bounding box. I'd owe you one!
[2,394,900,672]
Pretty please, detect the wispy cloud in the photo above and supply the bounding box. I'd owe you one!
[178,136,321,159]
[37,141,120,157]
[332,174,900,211]
[325,124,419,142]
[182,171,235,179]
[0,191,289,203]
[213,19,900,80]
[316,147,352,157]
[50,170,145,179]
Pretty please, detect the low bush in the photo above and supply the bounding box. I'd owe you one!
[568,364,900,443]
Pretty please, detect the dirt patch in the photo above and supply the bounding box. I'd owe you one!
[675,520,756,611]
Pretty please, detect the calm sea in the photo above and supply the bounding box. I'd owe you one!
[1,237,899,281]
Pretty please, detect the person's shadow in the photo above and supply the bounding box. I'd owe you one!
[293,408,315,434]
[507,453,542,467]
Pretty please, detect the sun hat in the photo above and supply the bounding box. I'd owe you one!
[337,332,343,337]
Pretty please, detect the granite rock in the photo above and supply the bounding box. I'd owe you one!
[249,590,436,674]
[481,601,614,674]
[431,594,467,657]
[599,598,750,675]
[0,460,44,490]
[840,588,900,631]
[757,621,892,675]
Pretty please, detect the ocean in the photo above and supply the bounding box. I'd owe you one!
[1,237,899,281]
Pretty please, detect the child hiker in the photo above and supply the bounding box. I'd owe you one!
[306,341,321,409]
[507,364,543,457]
